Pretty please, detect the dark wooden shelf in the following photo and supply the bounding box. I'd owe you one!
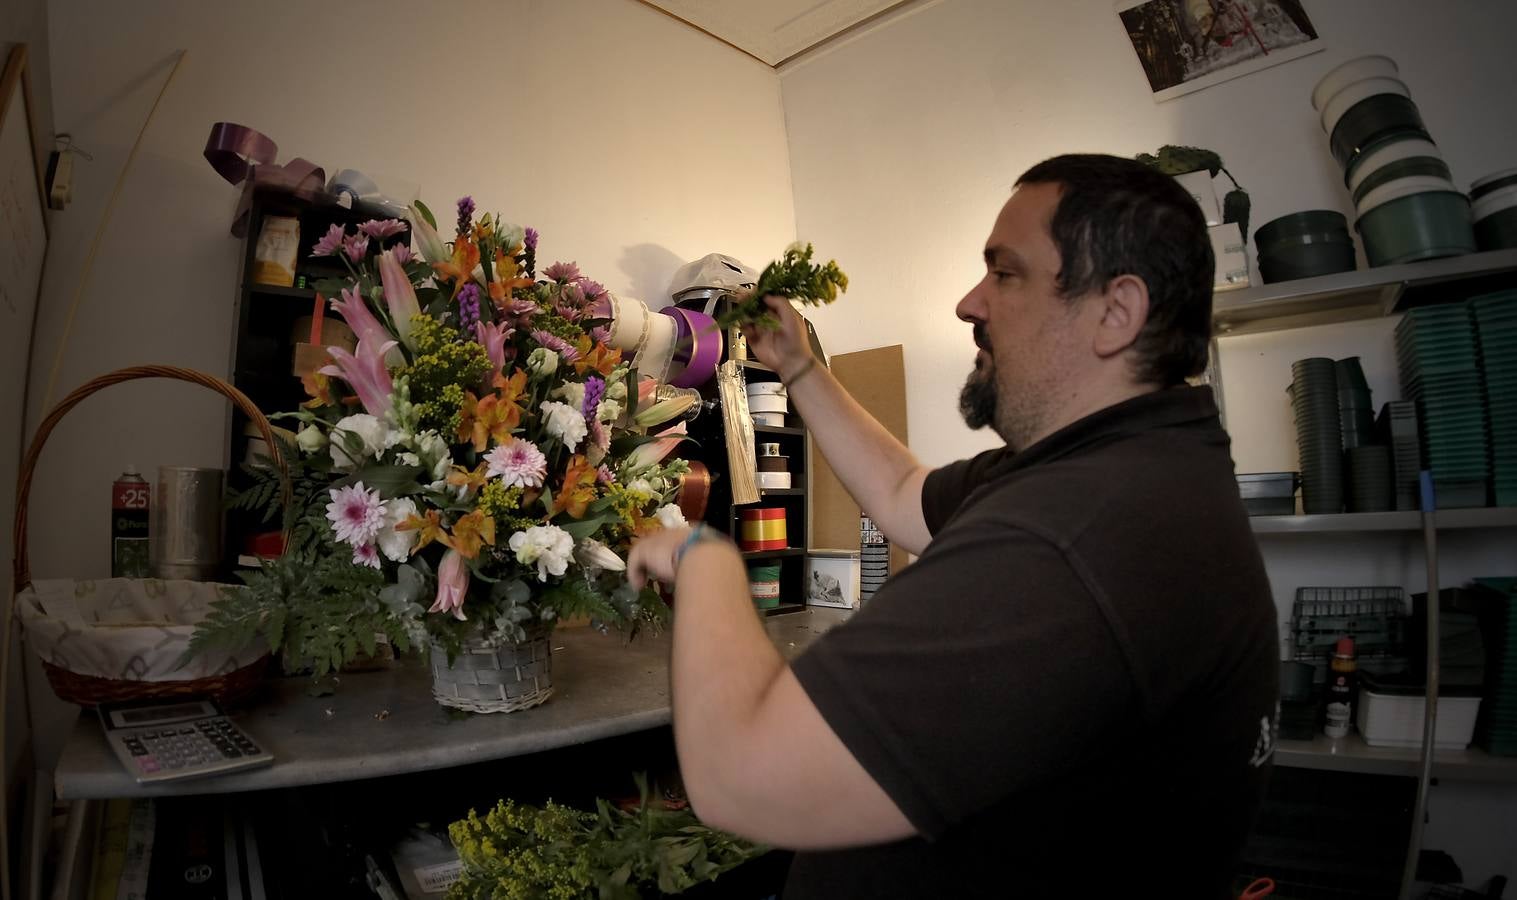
[741,548,806,560]
[757,487,805,497]
[753,423,804,435]
[244,283,320,299]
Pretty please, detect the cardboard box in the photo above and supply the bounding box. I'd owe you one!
[1174,170,1221,226]
[807,550,860,609]
[1210,223,1250,291]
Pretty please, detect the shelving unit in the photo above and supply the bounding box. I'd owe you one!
[1216,250,1517,891]
[1249,507,1517,534]
[1213,247,1517,335]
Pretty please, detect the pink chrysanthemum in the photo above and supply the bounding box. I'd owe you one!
[577,278,606,299]
[311,223,346,258]
[342,232,370,263]
[531,330,581,363]
[542,261,581,283]
[358,218,407,239]
[389,243,413,265]
[352,542,381,568]
[596,464,615,485]
[326,481,386,546]
[484,438,548,488]
[589,325,610,344]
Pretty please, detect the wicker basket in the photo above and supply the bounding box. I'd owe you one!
[10,366,286,706]
[430,629,554,714]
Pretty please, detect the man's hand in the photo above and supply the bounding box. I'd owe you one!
[742,295,815,383]
[627,526,694,589]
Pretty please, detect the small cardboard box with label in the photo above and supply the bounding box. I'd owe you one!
[1210,223,1251,291]
[806,550,860,609]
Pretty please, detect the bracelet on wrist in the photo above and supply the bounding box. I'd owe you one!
[784,356,817,387]
[673,524,720,572]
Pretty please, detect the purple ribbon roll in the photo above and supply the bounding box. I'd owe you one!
[659,306,723,389]
[203,122,325,237]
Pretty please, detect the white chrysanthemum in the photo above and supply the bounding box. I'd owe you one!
[540,401,587,452]
[326,481,386,546]
[329,414,387,470]
[508,525,575,582]
[554,381,586,410]
[626,477,654,497]
[376,497,418,562]
[596,399,623,423]
[655,504,687,530]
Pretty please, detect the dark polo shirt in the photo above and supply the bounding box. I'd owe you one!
[786,386,1278,898]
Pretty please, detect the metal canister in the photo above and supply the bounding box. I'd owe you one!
[110,468,151,577]
[152,466,225,581]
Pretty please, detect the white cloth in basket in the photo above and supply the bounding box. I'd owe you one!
[17,578,263,681]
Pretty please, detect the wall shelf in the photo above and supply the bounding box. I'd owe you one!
[741,548,805,561]
[1275,734,1517,783]
[1250,507,1517,535]
[1213,247,1517,336]
[753,423,804,436]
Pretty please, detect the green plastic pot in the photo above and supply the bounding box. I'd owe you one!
[1355,176,1475,266]
[1254,210,1347,248]
[1258,236,1357,284]
[1473,185,1517,250]
[1329,94,1429,169]
[1471,168,1517,200]
[1353,157,1453,206]
[1345,135,1441,191]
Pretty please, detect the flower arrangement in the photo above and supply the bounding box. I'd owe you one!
[193,198,700,671]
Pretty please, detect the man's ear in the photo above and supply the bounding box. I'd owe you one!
[1092,274,1150,359]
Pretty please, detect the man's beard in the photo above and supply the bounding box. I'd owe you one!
[958,323,997,430]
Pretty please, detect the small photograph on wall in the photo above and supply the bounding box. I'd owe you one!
[1118,0,1322,101]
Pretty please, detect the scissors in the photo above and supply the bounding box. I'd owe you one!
[1240,878,1276,899]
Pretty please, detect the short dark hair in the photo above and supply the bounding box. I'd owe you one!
[1016,153,1214,386]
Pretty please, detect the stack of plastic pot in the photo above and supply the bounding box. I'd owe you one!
[1312,55,1476,266]
[1471,169,1517,251]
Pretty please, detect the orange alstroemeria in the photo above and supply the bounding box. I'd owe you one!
[488,249,535,307]
[573,338,623,377]
[552,454,599,519]
[446,461,490,496]
[440,508,496,560]
[432,235,481,299]
[396,509,446,555]
[300,369,334,409]
[456,370,527,451]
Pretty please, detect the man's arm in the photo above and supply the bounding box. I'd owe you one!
[628,527,917,849]
[744,297,933,555]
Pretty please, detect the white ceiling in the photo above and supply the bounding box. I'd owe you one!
[643,0,911,66]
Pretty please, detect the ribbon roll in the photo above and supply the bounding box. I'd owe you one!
[659,306,723,389]
[677,461,712,524]
[204,122,326,237]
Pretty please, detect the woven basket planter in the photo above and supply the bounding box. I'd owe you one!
[430,630,554,714]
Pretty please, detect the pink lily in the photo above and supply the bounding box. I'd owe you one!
[378,248,422,351]
[626,422,688,470]
[330,286,402,368]
[475,320,513,377]
[429,549,469,621]
[409,206,449,266]
[320,338,396,417]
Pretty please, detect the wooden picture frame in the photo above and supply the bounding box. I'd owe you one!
[1117,0,1323,101]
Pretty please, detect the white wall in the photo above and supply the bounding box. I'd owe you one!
[23,0,793,762]
[780,0,1517,468]
[26,0,794,577]
[779,0,1517,882]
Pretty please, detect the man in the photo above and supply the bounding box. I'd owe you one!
[629,154,1278,897]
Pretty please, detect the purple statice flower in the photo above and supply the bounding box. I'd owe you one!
[582,376,606,419]
[390,243,413,266]
[589,325,610,344]
[523,227,539,252]
[456,196,475,236]
[358,218,407,239]
[311,223,346,258]
[531,330,581,363]
[457,283,482,332]
[342,232,370,263]
[542,261,581,283]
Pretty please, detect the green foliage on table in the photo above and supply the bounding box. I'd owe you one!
[447,775,766,900]
[713,243,848,331]
[183,553,416,677]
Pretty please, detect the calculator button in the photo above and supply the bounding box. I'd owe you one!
[139,759,159,772]
[126,745,147,756]
[219,745,243,758]
[179,728,194,735]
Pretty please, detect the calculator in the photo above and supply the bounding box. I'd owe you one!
[97,697,273,784]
